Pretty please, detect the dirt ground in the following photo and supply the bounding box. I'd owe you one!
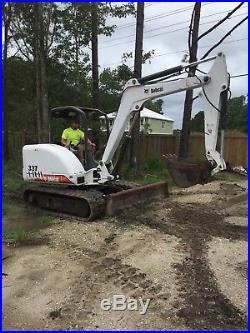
[2,174,248,330]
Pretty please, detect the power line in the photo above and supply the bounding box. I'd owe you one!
[231,73,248,78]
[99,12,248,50]
[201,15,248,59]
[101,37,248,68]
[144,3,157,8]
[100,6,247,45]
[114,2,214,31]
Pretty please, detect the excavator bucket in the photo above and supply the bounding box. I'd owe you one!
[163,154,213,188]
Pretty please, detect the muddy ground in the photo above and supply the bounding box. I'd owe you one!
[2,174,248,330]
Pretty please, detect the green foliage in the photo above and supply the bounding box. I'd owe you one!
[190,111,204,132]
[56,2,135,87]
[190,96,248,133]
[3,229,33,242]
[99,64,164,113]
[122,49,155,65]
[3,157,27,194]
[227,96,248,133]
[8,57,36,133]
[144,99,164,113]
[120,158,174,187]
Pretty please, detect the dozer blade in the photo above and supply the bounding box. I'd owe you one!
[163,154,213,188]
[106,181,168,216]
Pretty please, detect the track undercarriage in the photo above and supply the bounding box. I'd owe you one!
[24,181,168,220]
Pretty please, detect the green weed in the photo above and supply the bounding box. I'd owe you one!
[3,229,33,242]
[120,158,174,189]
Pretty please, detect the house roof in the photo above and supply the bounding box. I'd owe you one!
[141,108,174,122]
[105,107,174,122]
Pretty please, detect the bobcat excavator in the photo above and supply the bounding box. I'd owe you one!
[22,53,229,219]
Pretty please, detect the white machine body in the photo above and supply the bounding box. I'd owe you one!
[22,144,97,185]
[22,53,229,186]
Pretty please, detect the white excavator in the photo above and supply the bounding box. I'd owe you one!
[23,53,229,219]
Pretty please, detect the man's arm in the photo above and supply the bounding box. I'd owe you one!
[80,131,95,147]
[87,138,95,147]
[61,130,70,147]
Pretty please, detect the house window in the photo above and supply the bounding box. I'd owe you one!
[109,119,113,127]
[161,121,165,128]
[140,118,144,126]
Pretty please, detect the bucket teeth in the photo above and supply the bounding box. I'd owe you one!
[163,154,213,188]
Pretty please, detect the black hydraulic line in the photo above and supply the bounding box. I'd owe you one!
[220,89,228,130]
[138,65,183,84]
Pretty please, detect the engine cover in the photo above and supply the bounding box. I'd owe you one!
[22,144,86,185]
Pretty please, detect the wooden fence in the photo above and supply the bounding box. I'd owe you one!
[140,132,248,168]
[7,131,248,168]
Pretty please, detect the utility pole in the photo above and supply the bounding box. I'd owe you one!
[129,2,144,172]
[179,2,201,158]
[91,2,99,108]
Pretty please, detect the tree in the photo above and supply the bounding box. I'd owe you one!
[227,96,248,133]
[10,2,61,142]
[190,111,204,132]
[59,2,135,108]
[190,96,248,133]
[145,99,164,114]
[3,2,12,160]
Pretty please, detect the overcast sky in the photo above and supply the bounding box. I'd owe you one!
[99,2,248,129]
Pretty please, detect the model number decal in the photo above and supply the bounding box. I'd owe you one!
[27,165,43,177]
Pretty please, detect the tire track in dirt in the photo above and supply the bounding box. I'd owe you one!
[116,197,247,330]
[49,232,170,330]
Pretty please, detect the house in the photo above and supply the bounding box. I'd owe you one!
[103,107,174,135]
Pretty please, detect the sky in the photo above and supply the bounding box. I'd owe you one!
[98,2,248,129]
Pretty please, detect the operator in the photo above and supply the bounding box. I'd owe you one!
[61,118,95,162]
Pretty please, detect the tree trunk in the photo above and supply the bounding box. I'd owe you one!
[39,3,49,142]
[34,3,49,143]
[3,3,12,161]
[91,2,99,108]
[33,4,41,142]
[129,2,144,172]
[179,2,201,159]
[34,52,41,143]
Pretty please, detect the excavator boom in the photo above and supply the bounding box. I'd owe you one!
[98,53,228,185]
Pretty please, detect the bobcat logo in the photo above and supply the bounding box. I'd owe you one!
[151,87,163,93]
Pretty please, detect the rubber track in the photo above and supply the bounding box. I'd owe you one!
[24,186,106,220]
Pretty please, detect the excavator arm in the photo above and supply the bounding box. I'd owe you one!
[98,53,229,184]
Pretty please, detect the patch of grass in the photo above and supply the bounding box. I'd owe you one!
[3,229,33,243]
[37,215,53,227]
[120,158,174,189]
[3,158,28,195]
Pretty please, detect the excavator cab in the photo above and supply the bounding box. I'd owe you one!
[49,106,110,170]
